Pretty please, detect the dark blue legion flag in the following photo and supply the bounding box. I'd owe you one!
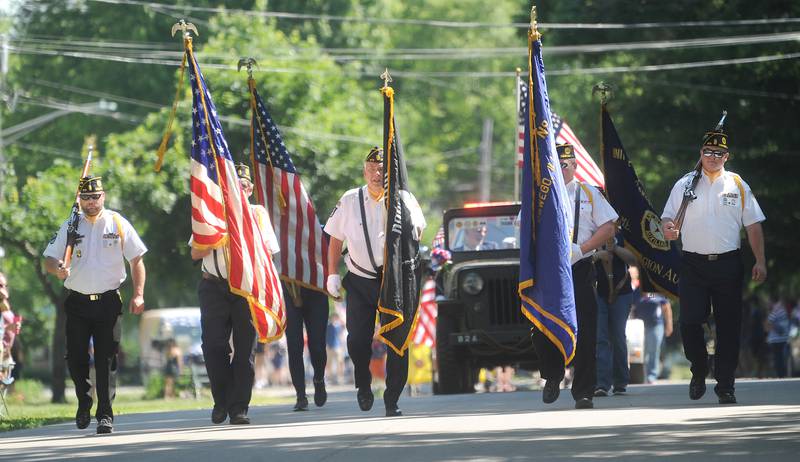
[518,24,577,364]
[601,104,680,297]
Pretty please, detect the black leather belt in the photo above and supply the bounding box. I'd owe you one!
[683,249,740,261]
[70,289,118,301]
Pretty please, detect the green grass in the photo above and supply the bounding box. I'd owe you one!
[1,384,291,433]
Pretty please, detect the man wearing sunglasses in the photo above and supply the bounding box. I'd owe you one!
[661,122,766,405]
[44,175,147,434]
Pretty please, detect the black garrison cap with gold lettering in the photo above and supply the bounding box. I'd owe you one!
[365,146,383,163]
[79,176,103,193]
[235,163,252,182]
[556,143,575,160]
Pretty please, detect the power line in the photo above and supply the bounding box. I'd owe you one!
[87,0,800,30]
[12,31,800,63]
[10,44,800,79]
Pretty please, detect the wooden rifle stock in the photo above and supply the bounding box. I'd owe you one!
[62,146,94,268]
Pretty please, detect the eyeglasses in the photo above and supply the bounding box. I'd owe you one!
[702,149,727,158]
[79,193,102,201]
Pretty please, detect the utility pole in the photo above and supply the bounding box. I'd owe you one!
[479,118,493,202]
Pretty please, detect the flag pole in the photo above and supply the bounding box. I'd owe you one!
[592,82,613,177]
[514,67,521,202]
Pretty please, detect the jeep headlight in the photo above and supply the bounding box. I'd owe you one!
[461,272,484,295]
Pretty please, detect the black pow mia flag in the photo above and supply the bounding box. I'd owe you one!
[377,84,422,356]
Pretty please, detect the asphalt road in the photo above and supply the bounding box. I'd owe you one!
[2,379,799,461]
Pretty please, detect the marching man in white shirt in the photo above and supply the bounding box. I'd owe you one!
[534,143,617,410]
[44,176,147,434]
[325,146,426,417]
[662,118,766,405]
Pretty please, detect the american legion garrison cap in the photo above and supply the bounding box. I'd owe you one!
[365,146,384,163]
[235,163,252,182]
[702,116,729,150]
[79,176,103,193]
[556,143,575,160]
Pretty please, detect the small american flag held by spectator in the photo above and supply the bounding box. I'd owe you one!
[249,82,329,293]
[187,47,285,343]
[412,276,437,347]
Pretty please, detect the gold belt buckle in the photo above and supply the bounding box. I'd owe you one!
[708,254,719,261]
[89,294,100,301]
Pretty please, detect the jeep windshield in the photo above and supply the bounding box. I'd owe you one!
[447,214,520,252]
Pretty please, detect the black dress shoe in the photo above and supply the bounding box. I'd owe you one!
[314,380,328,407]
[575,398,594,409]
[357,388,374,411]
[294,395,309,411]
[718,392,737,405]
[385,405,403,417]
[75,406,91,430]
[542,380,560,404]
[229,413,250,425]
[689,376,706,400]
[96,416,113,434]
[211,407,228,424]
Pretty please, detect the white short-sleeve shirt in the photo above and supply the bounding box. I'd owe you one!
[661,168,765,254]
[566,180,618,256]
[324,186,426,279]
[43,209,147,294]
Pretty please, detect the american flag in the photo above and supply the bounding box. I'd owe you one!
[412,276,437,347]
[249,83,329,293]
[552,112,605,188]
[516,77,605,188]
[187,47,285,343]
[516,76,528,169]
[431,226,445,249]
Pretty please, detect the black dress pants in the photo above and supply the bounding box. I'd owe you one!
[198,277,257,416]
[284,282,329,397]
[65,289,122,421]
[342,272,409,408]
[679,251,743,394]
[531,258,598,401]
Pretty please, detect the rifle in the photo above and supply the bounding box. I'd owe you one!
[62,143,94,268]
[673,110,727,231]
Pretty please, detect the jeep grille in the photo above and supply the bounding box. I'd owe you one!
[487,276,526,326]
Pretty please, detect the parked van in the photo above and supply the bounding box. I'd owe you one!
[139,307,203,383]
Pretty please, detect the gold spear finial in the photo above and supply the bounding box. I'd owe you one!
[238,57,258,79]
[592,82,614,105]
[380,68,393,89]
[171,19,199,39]
[530,6,541,41]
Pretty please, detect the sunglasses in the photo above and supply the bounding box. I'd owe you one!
[702,149,727,158]
[79,193,102,201]
[560,162,572,169]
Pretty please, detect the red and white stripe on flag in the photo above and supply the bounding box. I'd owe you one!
[188,48,285,344]
[190,161,227,247]
[555,120,605,188]
[218,159,286,342]
[256,165,328,291]
[412,277,438,347]
[250,86,328,293]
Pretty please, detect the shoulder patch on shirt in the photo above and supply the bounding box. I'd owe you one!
[48,232,57,245]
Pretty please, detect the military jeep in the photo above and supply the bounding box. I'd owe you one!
[433,202,538,394]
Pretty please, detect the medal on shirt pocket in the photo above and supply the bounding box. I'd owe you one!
[720,192,739,208]
[102,232,121,248]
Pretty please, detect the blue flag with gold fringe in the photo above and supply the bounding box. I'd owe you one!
[518,29,577,364]
[601,105,680,298]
